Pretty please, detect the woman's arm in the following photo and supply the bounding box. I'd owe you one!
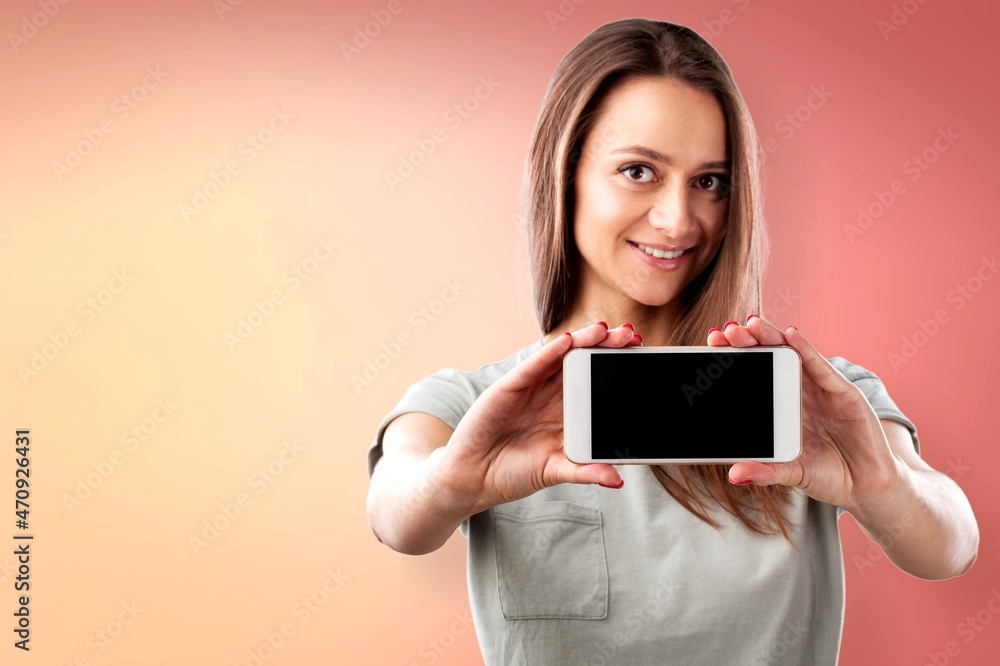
[843,419,978,580]
[712,316,979,581]
[366,323,634,556]
[367,412,475,555]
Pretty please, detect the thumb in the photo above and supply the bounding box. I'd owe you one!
[550,459,625,489]
[728,460,805,488]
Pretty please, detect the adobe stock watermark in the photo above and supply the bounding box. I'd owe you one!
[51,65,168,182]
[17,268,134,385]
[759,85,834,161]
[751,618,812,664]
[515,513,575,565]
[213,0,247,20]
[844,126,959,243]
[759,288,800,325]
[57,600,144,664]
[921,588,1000,666]
[877,0,933,41]
[544,0,588,31]
[887,254,998,371]
[850,460,969,575]
[852,511,916,575]
[189,438,306,556]
[700,0,751,42]
[350,278,467,394]
[588,580,675,666]
[511,110,624,227]
[7,0,72,53]
[235,568,350,666]
[405,610,476,666]
[178,107,294,223]
[223,234,340,352]
[750,618,812,664]
[340,0,415,62]
[383,76,501,192]
[61,397,177,514]
[680,352,750,405]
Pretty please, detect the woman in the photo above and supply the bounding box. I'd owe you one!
[365,18,978,665]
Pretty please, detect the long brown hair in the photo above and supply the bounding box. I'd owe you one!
[524,18,791,537]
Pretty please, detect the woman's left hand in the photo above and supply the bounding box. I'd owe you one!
[708,315,905,513]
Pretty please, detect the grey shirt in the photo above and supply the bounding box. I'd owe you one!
[367,340,920,665]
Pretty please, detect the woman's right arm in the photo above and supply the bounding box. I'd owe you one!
[366,412,474,555]
[366,322,637,555]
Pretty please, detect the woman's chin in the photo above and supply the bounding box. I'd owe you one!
[625,289,682,309]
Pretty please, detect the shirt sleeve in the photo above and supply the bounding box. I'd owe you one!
[366,368,482,478]
[827,356,920,517]
[827,356,920,454]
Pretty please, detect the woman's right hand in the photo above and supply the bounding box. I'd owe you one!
[431,322,640,516]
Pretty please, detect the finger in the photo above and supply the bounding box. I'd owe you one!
[597,323,638,348]
[503,321,615,389]
[548,458,624,488]
[498,328,579,389]
[783,326,850,394]
[720,319,760,347]
[706,326,730,346]
[727,460,805,488]
[568,321,613,348]
[744,314,788,346]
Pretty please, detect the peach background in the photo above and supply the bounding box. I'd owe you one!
[1,0,997,664]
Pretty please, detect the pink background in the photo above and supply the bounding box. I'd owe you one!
[1,0,997,664]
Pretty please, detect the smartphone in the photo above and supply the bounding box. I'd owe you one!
[563,346,802,464]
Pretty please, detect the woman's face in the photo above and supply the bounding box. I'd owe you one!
[572,76,730,312]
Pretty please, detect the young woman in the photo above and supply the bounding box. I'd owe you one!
[366,18,978,665]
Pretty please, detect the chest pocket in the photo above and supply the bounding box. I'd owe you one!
[492,501,609,620]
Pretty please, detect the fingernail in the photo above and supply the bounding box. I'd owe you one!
[723,320,738,329]
[787,325,798,332]
[621,322,634,331]
[708,327,723,334]
[632,333,643,344]
[732,478,754,485]
[598,478,625,489]
[596,321,608,329]
[746,314,759,322]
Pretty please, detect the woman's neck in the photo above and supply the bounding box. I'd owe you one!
[542,298,684,346]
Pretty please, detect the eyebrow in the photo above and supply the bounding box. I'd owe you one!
[610,145,730,171]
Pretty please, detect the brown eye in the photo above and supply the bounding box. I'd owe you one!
[618,164,655,183]
[696,174,731,197]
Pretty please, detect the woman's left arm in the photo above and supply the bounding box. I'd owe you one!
[846,418,978,579]
[709,315,979,580]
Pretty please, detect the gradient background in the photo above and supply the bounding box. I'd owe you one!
[1,0,997,664]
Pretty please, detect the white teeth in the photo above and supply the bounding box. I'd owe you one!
[637,243,685,259]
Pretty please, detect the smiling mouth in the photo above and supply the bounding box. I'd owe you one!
[633,242,689,259]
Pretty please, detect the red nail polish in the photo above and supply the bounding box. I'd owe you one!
[747,314,759,322]
[632,333,643,344]
[597,321,608,329]
[708,327,723,334]
[599,479,625,489]
[563,331,572,338]
[621,322,634,330]
[723,320,738,328]
[787,325,798,332]
[732,478,754,485]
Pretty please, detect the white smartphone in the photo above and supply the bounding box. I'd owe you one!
[563,346,802,464]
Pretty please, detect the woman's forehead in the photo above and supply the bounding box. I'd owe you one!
[583,77,729,164]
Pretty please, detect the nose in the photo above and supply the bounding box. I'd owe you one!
[646,178,696,241]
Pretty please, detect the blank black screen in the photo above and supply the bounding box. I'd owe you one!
[590,351,773,459]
